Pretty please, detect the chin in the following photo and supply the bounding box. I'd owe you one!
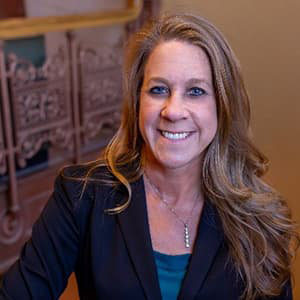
[155,154,202,171]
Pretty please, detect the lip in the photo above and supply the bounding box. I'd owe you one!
[158,129,195,142]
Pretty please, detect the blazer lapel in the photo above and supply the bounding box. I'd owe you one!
[117,177,162,300]
[178,201,224,300]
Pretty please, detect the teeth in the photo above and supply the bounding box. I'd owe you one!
[161,131,189,140]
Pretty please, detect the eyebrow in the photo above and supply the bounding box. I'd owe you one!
[146,76,213,89]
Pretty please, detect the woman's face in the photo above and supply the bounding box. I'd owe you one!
[139,40,218,171]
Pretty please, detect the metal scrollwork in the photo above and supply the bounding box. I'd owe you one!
[17,127,73,168]
[0,210,24,245]
[16,86,68,129]
[41,48,67,80]
[79,43,123,72]
[7,48,73,169]
[0,114,7,175]
[79,43,123,143]
[82,71,122,112]
[0,151,6,175]
[83,110,121,143]
[8,48,67,87]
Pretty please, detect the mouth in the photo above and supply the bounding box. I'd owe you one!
[159,130,193,140]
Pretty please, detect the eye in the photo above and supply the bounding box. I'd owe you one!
[187,87,206,97]
[149,86,169,95]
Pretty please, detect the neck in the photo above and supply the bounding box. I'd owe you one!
[143,160,204,207]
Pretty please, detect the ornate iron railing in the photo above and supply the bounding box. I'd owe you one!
[0,0,156,274]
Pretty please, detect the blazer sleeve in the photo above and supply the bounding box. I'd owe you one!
[0,174,82,300]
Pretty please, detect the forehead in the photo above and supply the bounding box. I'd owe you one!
[143,40,213,84]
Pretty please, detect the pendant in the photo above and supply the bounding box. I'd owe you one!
[184,224,190,248]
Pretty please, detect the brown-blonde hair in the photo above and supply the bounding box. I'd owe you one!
[81,14,299,300]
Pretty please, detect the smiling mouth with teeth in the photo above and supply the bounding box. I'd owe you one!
[160,130,192,140]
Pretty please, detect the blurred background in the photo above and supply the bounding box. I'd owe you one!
[0,0,299,299]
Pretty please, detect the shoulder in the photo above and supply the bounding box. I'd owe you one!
[59,162,113,186]
[49,163,117,234]
[60,162,112,181]
[54,163,114,211]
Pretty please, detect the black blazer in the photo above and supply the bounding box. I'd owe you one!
[0,166,292,299]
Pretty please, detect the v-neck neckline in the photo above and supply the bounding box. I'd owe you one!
[116,175,224,300]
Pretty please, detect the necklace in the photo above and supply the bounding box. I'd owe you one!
[144,173,199,249]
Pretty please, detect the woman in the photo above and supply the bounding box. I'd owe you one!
[0,14,298,300]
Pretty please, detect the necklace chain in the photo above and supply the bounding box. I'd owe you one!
[144,173,199,248]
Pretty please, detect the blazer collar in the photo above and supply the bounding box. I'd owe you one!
[117,176,162,300]
[117,176,224,300]
[178,200,224,300]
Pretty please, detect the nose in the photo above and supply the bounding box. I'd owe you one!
[160,93,188,122]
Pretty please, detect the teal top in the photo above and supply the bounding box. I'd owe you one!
[154,251,191,300]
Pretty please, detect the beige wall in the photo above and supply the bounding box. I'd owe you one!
[162,0,300,298]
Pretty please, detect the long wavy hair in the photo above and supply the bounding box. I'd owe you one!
[80,14,299,300]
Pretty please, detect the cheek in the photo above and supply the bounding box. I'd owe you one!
[207,100,218,129]
[139,99,158,129]
[195,104,218,129]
